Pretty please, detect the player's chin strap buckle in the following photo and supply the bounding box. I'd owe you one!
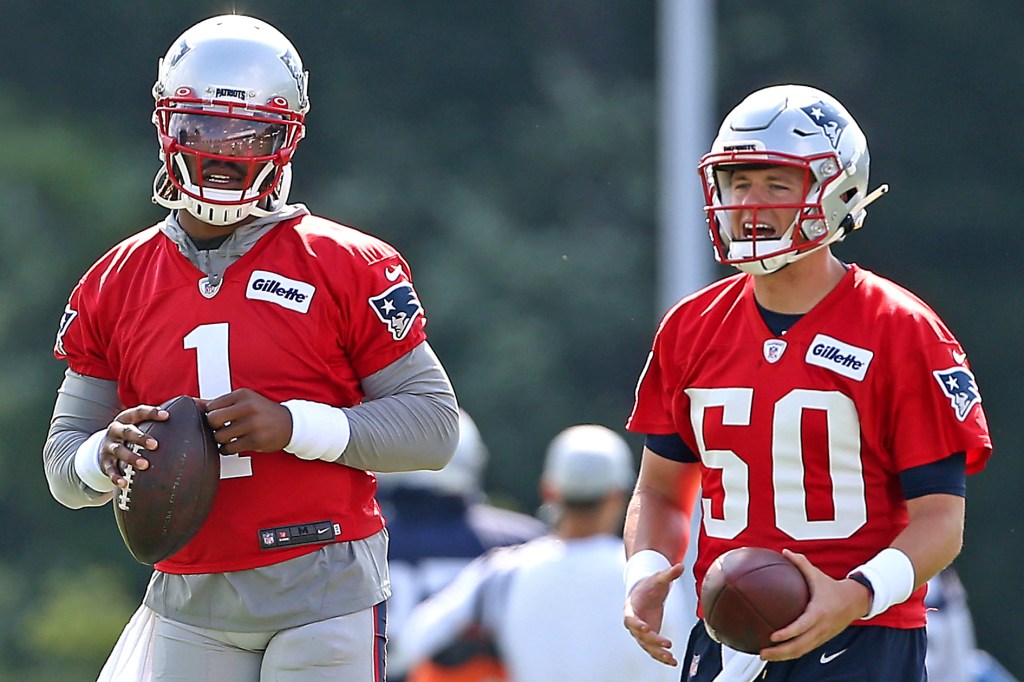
[258,520,341,550]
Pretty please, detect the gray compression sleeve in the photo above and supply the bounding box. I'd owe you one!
[44,342,458,502]
[43,370,121,509]
[341,341,460,473]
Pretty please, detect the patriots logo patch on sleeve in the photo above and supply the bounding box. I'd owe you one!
[369,283,423,341]
[932,367,982,422]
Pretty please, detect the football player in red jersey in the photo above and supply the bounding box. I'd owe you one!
[621,84,992,681]
[42,15,458,681]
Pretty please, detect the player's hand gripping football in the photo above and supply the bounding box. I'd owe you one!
[623,562,683,667]
[202,388,292,454]
[759,549,873,661]
[99,405,169,488]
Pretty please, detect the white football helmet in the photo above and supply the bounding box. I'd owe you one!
[699,84,887,275]
[542,425,635,503]
[151,15,309,225]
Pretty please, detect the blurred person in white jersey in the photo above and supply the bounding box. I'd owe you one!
[401,424,688,682]
[377,409,546,680]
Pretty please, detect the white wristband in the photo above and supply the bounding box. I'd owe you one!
[74,429,116,493]
[624,549,672,597]
[283,400,351,463]
[847,548,916,619]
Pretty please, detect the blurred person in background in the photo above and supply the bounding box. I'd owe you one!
[925,567,1018,682]
[41,14,458,681]
[400,424,688,682]
[378,409,546,680]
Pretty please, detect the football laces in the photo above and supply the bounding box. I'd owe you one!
[117,463,136,511]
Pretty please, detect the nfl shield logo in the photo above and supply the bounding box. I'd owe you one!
[198,276,222,299]
[688,653,701,677]
[763,339,787,363]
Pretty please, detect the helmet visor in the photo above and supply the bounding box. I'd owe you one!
[168,112,287,159]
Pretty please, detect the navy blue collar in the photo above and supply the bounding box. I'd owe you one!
[756,301,804,336]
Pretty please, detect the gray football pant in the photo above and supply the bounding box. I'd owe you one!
[150,606,386,681]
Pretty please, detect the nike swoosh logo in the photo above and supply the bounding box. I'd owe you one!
[317,527,331,534]
[953,350,967,364]
[820,649,847,664]
[384,265,404,282]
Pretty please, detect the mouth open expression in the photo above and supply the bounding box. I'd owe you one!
[198,160,251,191]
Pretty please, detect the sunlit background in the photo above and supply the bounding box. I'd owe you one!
[1,2,1020,679]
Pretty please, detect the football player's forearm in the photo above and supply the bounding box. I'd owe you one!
[624,450,700,562]
[44,427,113,508]
[893,493,966,590]
[43,370,120,509]
[624,489,689,562]
[284,342,459,471]
[342,345,459,472]
[341,391,458,472]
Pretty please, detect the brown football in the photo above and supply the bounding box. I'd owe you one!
[112,395,220,564]
[700,547,810,654]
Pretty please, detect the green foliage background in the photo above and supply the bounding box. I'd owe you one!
[0,1,1020,678]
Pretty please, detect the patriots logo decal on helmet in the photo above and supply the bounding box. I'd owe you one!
[932,367,982,422]
[166,38,192,69]
[369,283,423,341]
[800,100,848,149]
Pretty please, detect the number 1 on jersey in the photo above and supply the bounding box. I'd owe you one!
[183,323,253,479]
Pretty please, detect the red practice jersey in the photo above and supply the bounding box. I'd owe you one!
[627,265,991,629]
[55,215,428,574]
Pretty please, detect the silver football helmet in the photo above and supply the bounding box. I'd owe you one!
[699,84,887,275]
[151,15,310,225]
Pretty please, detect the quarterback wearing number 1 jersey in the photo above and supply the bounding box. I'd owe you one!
[43,16,458,680]
[627,266,992,629]
[54,210,424,573]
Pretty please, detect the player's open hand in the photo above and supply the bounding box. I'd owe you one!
[203,388,292,454]
[759,549,873,661]
[623,562,683,667]
[100,405,169,488]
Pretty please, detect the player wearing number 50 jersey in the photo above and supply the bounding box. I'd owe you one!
[622,84,991,682]
[42,15,458,681]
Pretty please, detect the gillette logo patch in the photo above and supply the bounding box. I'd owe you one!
[805,334,873,381]
[246,270,315,314]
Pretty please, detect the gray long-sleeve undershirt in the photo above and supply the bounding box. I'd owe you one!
[43,340,459,510]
